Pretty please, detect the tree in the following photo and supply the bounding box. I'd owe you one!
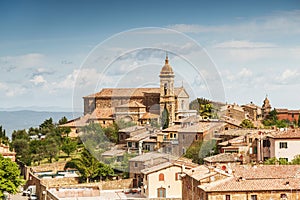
[61,137,77,157]
[161,107,169,129]
[65,149,113,183]
[43,137,59,163]
[30,140,45,165]
[0,126,9,145]
[12,129,29,141]
[199,104,213,119]
[240,119,255,128]
[39,118,55,135]
[80,123,111,153]
[12,139,31,165]
[58,116,68,125]
[0,155,24,197]
[97,162,115,180]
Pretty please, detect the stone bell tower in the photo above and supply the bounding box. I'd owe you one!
[159,54,175,126]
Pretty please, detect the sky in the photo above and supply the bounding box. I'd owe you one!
[0,0,300,112]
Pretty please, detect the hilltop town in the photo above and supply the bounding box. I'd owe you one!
[1,57,300,200]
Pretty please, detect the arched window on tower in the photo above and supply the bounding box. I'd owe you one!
[181,100,184,110]
[164,83,167,95]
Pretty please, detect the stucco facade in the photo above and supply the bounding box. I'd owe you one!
[142,164,183,198]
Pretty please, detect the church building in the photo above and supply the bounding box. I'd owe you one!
[80,55,196,128]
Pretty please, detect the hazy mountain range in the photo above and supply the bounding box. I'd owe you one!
[0,109,82,139]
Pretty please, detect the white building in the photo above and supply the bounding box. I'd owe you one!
[268,129,300,162]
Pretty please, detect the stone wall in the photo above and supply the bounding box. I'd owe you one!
[100,178,133,190]
[30,161,67,173]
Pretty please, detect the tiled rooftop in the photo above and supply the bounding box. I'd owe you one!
[84,87,184,98]
[199,176,300,192]
[204,153,238,163]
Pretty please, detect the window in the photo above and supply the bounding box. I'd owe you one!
[263,140,270,147]
[157,188,166,197]
[128,142,132,147]
[182,148,186,154]
[175,172,179,181]
[279,142,288,149]
[103,120,106,124]
[170,133,173,138]
[280,193,287,199]
[225,195,231,200]
[159,173,164,181]
[181,100,184,110]
[164,83,167,95]
[134,162,138,168]
[249,138,253,143]
[173,133,177,139]
[251,195,257,200]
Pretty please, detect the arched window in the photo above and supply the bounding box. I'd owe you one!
[159,173,164,181]
[164,83,167,95]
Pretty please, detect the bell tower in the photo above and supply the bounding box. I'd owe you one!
[160,54,175,127]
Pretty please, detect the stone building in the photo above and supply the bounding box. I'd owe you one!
[0,143,16,161]
[261,96,272,119]
[64,56,195,131]
[196,165,300,200]
[275,108,300,123]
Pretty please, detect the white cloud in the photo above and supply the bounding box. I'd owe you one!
[0,53,46,69]
[213,40,277,49]
[0,82,27,97]
[168,10,300,35]
[238,68,253,78]
[52,68,113,90]
[167,24,229,33]
[275,69,300,84]
[30,75,47,85]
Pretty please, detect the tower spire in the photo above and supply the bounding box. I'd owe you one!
[165,52,169,64]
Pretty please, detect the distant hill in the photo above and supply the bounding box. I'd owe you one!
[0,110,82,139]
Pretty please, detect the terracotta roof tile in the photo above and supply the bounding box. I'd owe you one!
[270,129,300,139]
[84,87,183,98]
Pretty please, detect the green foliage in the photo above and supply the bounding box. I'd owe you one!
[264,157,290,165]
[103,126,118,143]
[12,130,29,141]
[65,149,114,183]
[240,119,255,128]
[39,118,55,135]
[161,107,169,129]
[43,137,59,163]
[80,123,111,154]
[184,141,203,164]
[58,116,68,125]
[184,140,217,164]
[0,126,9,145]
[262,109,290,128]
[190,98,219,119]
[0,155,24,197]
[12,138,31,165]
[61,137,77,157]
[291,155,300,164]
[30,140,44,165]
[199,104,213,119]
[115,119,136,130]
[298,117,300,127]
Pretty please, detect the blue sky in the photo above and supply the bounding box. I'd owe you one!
[0,0,300,111]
